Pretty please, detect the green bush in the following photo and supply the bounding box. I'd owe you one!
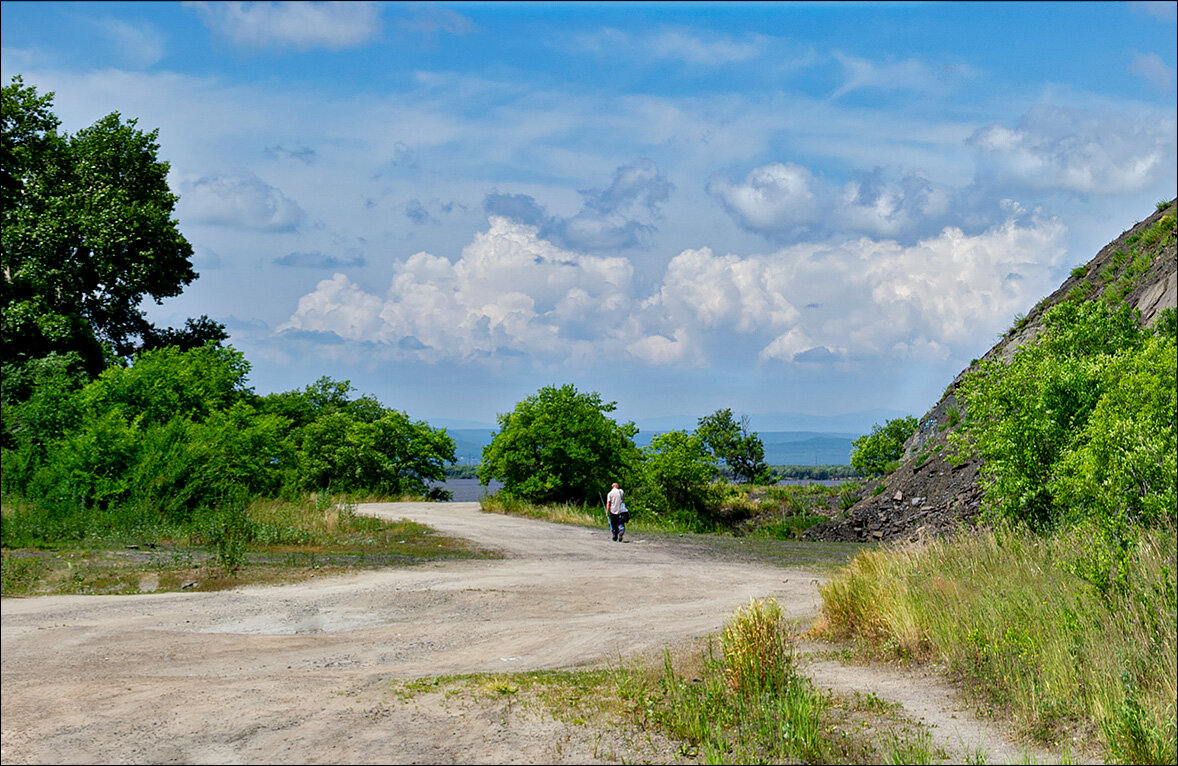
[2,348,456,546]
[952,299,1175,600]
[637,430,717,514]
[952,300,1147,531]
[850,416,917,477]
[479,384,640,503]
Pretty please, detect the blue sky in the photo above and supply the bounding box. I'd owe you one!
[3,1,1176,432]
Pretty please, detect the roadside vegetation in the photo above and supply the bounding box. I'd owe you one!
[1,492,498,596]
[476,385,866,538]
[817,522,1175,764]
[386,598,954,765]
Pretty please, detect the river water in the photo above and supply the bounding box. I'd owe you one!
[433,478,502,502]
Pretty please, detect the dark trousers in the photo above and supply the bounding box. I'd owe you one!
[608,512,627,539]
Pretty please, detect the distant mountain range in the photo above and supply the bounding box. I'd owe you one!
[431,408,905,435]
[444,426,869,467]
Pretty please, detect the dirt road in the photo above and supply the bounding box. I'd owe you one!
[2,502,1064,764]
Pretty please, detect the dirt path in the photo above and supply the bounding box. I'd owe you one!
[2,502,1066,764]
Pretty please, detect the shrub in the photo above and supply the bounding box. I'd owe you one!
[850,416,917,477]
[952,300,1147,531]
[638,430,717,514]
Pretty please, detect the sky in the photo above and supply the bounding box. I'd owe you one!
[2,1,1176,432]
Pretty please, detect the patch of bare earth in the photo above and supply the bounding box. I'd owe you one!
[2,502,1082,764]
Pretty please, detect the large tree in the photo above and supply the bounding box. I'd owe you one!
[1,76,224,391]
[479,384,641,503]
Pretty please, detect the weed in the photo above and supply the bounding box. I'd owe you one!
[883,727,939,764]
[1103,671,1178,765]
[0,554,45,595]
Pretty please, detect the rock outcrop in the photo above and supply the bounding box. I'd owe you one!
[806,199,1177,543]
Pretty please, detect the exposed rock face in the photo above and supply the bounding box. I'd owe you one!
[806,199,1177,543]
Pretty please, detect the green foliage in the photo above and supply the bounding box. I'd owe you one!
[255,376,455,498]
[187,401,291,500]
[82,344,252,427]
[478,384,640,504]
[1155,306,1177,339]
[1,77,222,384]
[1,347,456,548]
[294,407,454,497]
[952,300,1171,540]
[1050,333,1176,595]
[0,352,87,459]
[850,416,917,478]
[695,408,770,483]
[638,430,717,514]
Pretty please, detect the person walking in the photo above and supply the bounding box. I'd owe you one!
[605,482,628,542]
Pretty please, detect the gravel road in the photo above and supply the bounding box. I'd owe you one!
[1,502,1070,764]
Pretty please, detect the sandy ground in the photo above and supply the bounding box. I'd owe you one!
[2,502,1074,764]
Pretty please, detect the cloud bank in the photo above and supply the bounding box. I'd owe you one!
[280,209,1067,369]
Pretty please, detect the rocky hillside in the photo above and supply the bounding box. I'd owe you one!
[806,199,1177,543]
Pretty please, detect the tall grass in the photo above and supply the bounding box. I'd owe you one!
[615,598,832,764]
[2,492,496,595]
[816,523,1177,763]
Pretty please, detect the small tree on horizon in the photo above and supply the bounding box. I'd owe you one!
[696,408,770,483]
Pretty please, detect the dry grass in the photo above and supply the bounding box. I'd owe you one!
[815,523,1177,763]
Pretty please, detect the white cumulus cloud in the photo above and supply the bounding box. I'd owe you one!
[278,211,1068,370]
[707,162,818,234]
[280,217,635,364]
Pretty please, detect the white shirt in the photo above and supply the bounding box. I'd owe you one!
[606,487,625,514]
